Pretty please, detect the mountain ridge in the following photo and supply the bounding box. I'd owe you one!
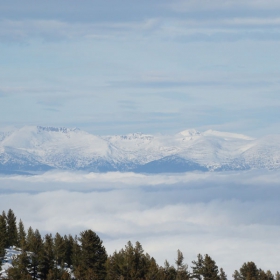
[0,126,279,174]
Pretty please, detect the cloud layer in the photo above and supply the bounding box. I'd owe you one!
[1,170,280,275]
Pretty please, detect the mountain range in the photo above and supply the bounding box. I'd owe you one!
[0,126,280,174]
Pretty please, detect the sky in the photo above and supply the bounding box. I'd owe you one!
[1,170,280,275]
[1,2,280,277]
[0,0,280,136]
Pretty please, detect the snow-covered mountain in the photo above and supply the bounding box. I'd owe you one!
[0,126,279,174]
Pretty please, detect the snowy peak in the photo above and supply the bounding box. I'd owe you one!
[178,129,201,137]
[1,126,85,149]
[0,126,279,174]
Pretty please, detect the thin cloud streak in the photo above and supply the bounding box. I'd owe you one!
[170,0,280,12]
[1,16,280,43]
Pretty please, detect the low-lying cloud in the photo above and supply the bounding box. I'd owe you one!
[0,170,280,276]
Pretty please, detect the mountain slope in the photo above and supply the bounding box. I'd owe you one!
[0,126,279,174]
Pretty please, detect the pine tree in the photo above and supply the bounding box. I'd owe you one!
[26,226,34,251]
[53,232,73,280]
[6,209,18,247]
[17,219,27,250]
[53,232,66,269]
[40,233,54,279]
[191,254,219,280]
[29,229,43,279]
[275,272,280,280]
[266,270,275,280]
[259,269,269,280]
[202,254,219,280]
[105,250,125,280]
[232,270,242,280]
[106,241,153,280]
[191,254,204,280]
[124,241,135,279]
[146,255,159,280]
[64,234,74,267]
[131,241,148,279]
[239,262,258,280]
[77,229,107,280]
[2,210,7,224]
[164,260,177,280]
[0,213,7,265]
[220,268,227,280]
[71,235,81,269]
[175,249,189,280]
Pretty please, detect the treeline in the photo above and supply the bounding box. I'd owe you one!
[0,209,279,280]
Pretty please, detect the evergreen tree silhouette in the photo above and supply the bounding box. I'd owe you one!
[7,209,18,247]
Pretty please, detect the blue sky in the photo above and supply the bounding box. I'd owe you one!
[1,0,280,136]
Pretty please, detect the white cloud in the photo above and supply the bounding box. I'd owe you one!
[0,171,280,274]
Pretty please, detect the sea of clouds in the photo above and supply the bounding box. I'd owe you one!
[1,170,280,276]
